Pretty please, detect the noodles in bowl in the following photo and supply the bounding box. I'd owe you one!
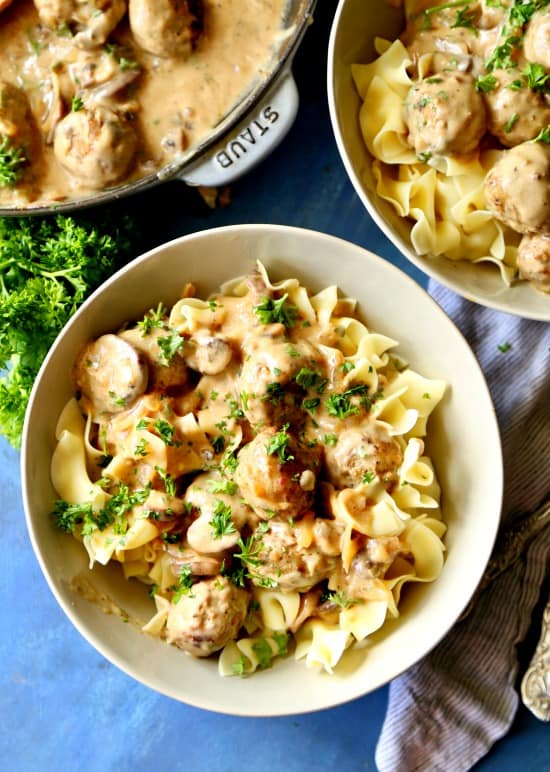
[22,225,502,714]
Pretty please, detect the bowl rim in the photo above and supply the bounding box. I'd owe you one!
[20,223,504,714]
[326,0,550,322]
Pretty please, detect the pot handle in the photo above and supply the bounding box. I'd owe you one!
[177,71,299,188]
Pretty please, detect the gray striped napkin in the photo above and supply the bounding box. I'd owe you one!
[375,282,550,772]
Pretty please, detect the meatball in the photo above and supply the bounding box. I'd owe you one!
[53,105,137,188]
[517,233,550,293]
[484,141,550,235]
[323,423,403,490]
[119,327,188,392]
[404,72,486,156]
[239,335,323,428]
[524,12,550,69]
[235,428,321,520]
[483,70,550,147]
[165,576,249,657]
[251,520,338,592]
[74,333,148,416]
[128,0,204,59]
[33,0,127,48]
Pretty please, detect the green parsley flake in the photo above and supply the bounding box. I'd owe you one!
[265,424,294,463]
[254,294,298,328]
[209,500,236,539]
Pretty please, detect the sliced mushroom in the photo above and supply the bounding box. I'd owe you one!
[165,545,223,577]
[74,333,148,416]
[184,336,233,375]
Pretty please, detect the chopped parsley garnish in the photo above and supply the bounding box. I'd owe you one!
[171,565,193,602]
[485,36,521,71]
[153,418,179,446]
[339,361,355,374]
[134,438,149,457]
[208,477,237,495]
[71,95,84,112]
[321,590,361,609]
[417,151,433,164]
[137,302,166,335]
[524,63,550,92]
[209,500,236,539]
[52,482,150,536]
[497,341,512,353]
[232,655,248,675]
[451,6,478,32]
[303,397,320,411]
[265,424,294,463]
[251,637,275,669]
[211,435,225,454]
[254,294,298,328]
[220,448,238,475]
[294,367,327,392]
[154,466,176,496]
[475,74,498,93]
[262,381,285,404]
[157,330,183,365]
[362,471,375,485]
[227,399,245,420]
[0,136,27,187]
[326,384,369,420]
[534,125,550,143]
[234,535,263,567]
[504,113,519,133]
[323,433,338,446]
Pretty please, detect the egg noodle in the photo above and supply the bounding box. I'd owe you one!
[51,261,446,675]
[352,0,550,287]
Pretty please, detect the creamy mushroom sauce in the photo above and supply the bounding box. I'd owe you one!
[0,0,287,208]
[51,265,446,673]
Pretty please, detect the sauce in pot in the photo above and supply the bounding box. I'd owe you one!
[0,0,288,208]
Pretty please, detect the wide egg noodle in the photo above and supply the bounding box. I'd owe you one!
[51,397,107,509]
[254,587,301,631]
[294,620,352,674]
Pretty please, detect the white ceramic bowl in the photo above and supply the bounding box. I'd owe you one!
[21,225,502,715]
[327,0,550,322]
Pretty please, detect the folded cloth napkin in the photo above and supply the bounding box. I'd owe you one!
[375,282,550,772]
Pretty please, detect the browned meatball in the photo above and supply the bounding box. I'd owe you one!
[33,0,127,48]
[323,422,403,489]
[483,69,550,147]
[524,12,550,69]
[239,335,324,428]
[165,576,249,657]
[128,0,204,59]
[235,428,321,520]
[251,520,338,592]
[484,141,550,235]
[74,333,148,416]
[53,105,137,188]
[517,233,550,293]
[404,72,486,157]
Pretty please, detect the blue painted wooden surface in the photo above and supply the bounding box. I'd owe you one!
[2,4,548,770]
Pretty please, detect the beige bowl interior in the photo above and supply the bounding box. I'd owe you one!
[22,225,503,715]
[328,0,550,322]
